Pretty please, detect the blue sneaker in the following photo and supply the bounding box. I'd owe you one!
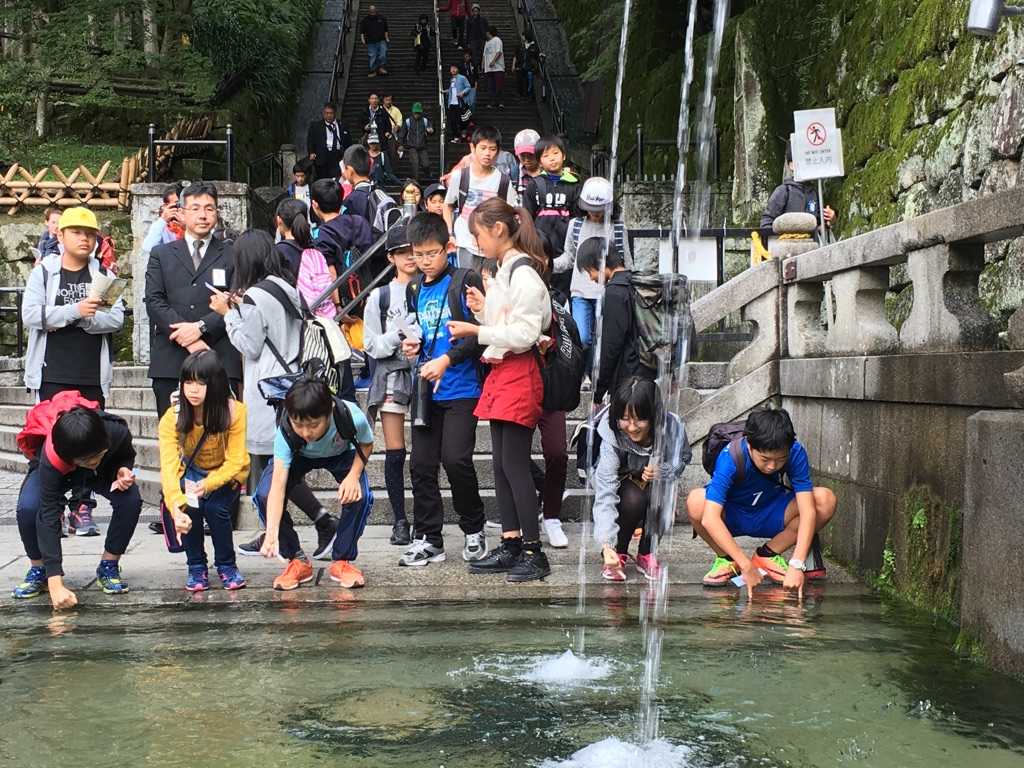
[96,559,130,595]
[12,565,47,599]
[186,565,210,593]
[216,565,246,591]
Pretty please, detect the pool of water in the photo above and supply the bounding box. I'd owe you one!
[3,592,1024,767]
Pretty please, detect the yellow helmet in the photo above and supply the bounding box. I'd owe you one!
[58,206,99,231]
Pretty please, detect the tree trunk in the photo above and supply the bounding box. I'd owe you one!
[35,89,47,139]
[142,1,159,55]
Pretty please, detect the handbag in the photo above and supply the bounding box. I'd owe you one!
[160,430,211,553]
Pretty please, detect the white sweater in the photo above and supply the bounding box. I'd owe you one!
[476,250,551,360]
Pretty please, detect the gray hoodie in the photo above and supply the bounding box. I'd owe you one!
[591,410,691,546]
[224,276,302,455]
[21,253,125,398]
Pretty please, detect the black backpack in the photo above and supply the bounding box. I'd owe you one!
[509,260,586,412]
[703,420,749,480]
[278,391,368,466]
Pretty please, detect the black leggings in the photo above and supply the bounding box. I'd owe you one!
[616,478,653,556]
[491,420,539,542]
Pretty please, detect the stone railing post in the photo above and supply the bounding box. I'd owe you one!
[827,267,898,355]
[786,282,827,357]
[1006,307,1024,407]
[728,287,779,381]
[899,243,998,352]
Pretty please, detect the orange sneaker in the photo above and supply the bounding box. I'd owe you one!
[750,552,788,584]
[273,558,314,591]
[328,560,365,588]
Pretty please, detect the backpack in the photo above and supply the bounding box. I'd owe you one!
[278,390,369,467]
[255,279,352,394]
[457,167,510,220]
[349,182,400,237]
[569,405,628,484]
[570,218,626,265]
[630,272,689,372]
[510,260,585,412]
[295,247,338,320]
[17,390,100,461]
[702,420,749,481]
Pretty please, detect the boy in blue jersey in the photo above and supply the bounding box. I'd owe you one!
[256,378,375,591]
[686,409,836,598]
[398,212,488,567]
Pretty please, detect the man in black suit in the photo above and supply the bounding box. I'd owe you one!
[307,102,351,181]
[144,182,242,418]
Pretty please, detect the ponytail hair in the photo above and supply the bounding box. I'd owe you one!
[469,197,549,280]
[276,198,313,249]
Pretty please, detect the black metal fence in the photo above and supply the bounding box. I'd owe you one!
[148,123,236,182]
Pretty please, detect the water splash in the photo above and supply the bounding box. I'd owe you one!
[522,650,614,687]
[538,737,694,768]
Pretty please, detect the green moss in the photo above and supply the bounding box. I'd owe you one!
[871,485,962,622]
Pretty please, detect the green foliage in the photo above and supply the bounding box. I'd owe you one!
[14,139,133,178]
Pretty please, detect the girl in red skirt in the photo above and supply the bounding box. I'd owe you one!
[447,197,553,582]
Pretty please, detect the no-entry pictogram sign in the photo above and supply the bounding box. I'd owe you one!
[791,108,844,181]
[806,122,826,146]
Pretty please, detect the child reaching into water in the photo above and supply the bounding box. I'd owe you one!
[158,350,249,592]
[592,377,690,582]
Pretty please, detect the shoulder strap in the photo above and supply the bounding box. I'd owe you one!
[728,438,746,486]
[531,175,547,207]
[498,172,511,202]
[446,267,471,322]
[571,218,585,252]
[182,430,211,474]
[255,279,301,321]
[458,168,471,210]
[40,266,50,330]
[406,273,424,315]
[332,398,369,468]
[378,284,391,322]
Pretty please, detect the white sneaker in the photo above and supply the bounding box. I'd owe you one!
[463,531,489,561]
[581,375,592,392]
[485,519,503,530]
[543,518,569,548]
[399,538,446,567]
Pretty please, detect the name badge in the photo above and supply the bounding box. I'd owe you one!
[212,268,227,288]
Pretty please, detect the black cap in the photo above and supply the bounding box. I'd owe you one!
[386,222,411,253]
[423,182,447,200]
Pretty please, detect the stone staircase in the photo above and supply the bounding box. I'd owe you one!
[0,360,738,526]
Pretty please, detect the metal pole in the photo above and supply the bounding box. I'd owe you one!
[16,289,24,358]
[226,124,235,182]
[636,123,644,177]
[817,178,826,244]
[147,123,156,181]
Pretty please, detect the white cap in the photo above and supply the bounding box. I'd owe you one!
[578,177,613,212]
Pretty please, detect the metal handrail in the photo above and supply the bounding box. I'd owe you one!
[309,226,392,312]
[433,0,446,172]
[148,123,235,181]
[515,0,566,137]
[246,152,284,187]
[328,0,355,104]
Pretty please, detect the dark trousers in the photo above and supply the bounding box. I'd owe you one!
[415,48,430,72]
[447,105,463,140]
[484,71,505,105]
[250,454,324,523]
[491,420,540,542]
[254,450,373,562]
[410,397,484,548]
[17,465,142,566]
[529,410,567,520]
[314,150,343,181]
[409,147,431,181]
[451,16,465,45]
[181,466,239,568]
[37,382,105,514]
[154,378,242,419]
[615,478,653,556]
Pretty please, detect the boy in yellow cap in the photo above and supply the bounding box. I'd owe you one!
[21,206,126,536]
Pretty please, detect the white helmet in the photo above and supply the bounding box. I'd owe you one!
[578,177,613,212]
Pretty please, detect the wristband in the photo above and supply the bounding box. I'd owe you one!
[788,558,806,572]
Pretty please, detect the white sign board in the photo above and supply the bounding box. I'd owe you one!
[791,108,845,181]
[659,237,718,282]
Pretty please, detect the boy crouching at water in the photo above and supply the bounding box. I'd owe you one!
[687,408,836,598]
[256,378,375,590]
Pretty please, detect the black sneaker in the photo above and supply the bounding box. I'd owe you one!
[390,521,411,546]
[468,538,522,574]
[148,520,164,535]
[238,532,264,556]
[313,515,338,561]
[507,548,551,583]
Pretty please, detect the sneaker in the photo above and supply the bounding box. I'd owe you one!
[468,538,522,574]
[69,504,99,537]
[485,519,503,529]
[702,556,739,587]
[238,533,264,556]
[543,518,569,548]
[399,538,446,567]
[217,565,246,590]
[806,565,828,582]
[60,511,69,537]
[96,560,130,595]
[601,549,627,582]
[312,515,338,560]
[462,531,488,561]
[273,558,314,591]
[378,67,388,76]
[11,565,47,599]
[185,566,210,593]
[367,71,377,78]
[751,552,788,584]
[390,521,411,546]
[507,547,551,583]
[580,375,592,392]
[328,560,365,588]
[148,520,164,535]
[636,553,661,581]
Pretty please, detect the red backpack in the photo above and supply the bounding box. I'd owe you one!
[17,390,100,460]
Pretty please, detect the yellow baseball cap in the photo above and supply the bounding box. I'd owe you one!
[58,207,99,231]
